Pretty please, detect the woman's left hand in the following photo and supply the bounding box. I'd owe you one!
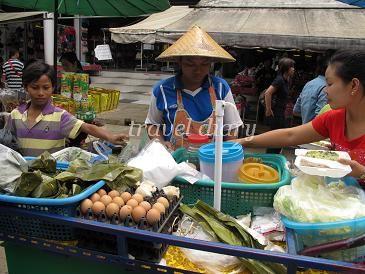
[338,158,365,178]
[108,133,129,145]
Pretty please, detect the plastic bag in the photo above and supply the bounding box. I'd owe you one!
[273,173,365,223]
[174,215,243,273]
[52,147,97,162]
[128,139,207,189]
[0,114,19,152]
[0,144,28,193]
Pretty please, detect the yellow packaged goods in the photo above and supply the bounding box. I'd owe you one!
[73,73,89,102]
[60,73,74,98]
[113,90,120,109]
[100,92,109,112]
[68,100,76,114]
[52,95,74,113]
[89,91,101,113]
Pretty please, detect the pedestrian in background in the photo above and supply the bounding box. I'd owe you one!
[264,57,295,153]
[2,48,24,90]
[293,55,328,124]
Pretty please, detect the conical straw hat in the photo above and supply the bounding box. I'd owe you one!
[156,26,235,63]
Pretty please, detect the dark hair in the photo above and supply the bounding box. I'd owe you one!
[329,50,365,89]
[60,52,83,71]
[316,55,328,76]
[278,57,295,75]
[22,61,56,88]
[9,48,19,58]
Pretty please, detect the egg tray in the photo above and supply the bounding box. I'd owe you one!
[74,191,183,263]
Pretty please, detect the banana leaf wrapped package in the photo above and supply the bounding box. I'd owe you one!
[56,160,143,193]
[179,201,286,274]
[28,151,57,174]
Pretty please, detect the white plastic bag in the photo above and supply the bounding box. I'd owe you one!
[128,139,207,189]
[0,144,28,193]
[52,147,97,162]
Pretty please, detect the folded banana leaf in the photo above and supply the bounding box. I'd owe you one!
[55,162,142,193]
[180,201,286,274]
[29,151,57,174]
[14,170,43,197]
[31,173,59,198]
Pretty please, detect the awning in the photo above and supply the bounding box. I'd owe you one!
[110,6,191,44]
[110,3,365,50]
[0,12,45,23]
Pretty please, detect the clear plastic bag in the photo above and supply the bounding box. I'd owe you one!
[274,173,365,223]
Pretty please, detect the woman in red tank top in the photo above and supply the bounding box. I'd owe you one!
[236,50,365,180]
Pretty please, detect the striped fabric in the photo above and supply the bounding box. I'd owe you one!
[2,58,24,89]
[9,100,84,156]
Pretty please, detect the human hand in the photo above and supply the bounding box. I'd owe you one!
[265,108,274,117]
[108,133,129,145]
[338,158,365,178]
[163,141,174,151]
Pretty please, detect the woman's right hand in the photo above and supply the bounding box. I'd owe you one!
[265,108,274,117]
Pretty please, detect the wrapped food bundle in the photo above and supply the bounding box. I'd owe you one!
[60,72,74,98]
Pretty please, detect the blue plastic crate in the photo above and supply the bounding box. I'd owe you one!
[172,149,291,216]
[0,159,105,240]
[284,177,365,262]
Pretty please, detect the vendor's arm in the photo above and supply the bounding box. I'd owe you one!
[81,123,128,145]
[235,122,324,148]
[221,80,243,140]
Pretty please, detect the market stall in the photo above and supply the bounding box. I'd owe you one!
[0,127,365,274]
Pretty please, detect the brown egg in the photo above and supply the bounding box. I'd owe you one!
[126,199,139,208]
[89,193,100,203]
[105,203,120,218]
[100,195,113,206]
[119,205,133,220]
[80,199,93,215]
[131,193,144,203]
[97,189,107,197]
[112,196,125,208]
[152,202,166,214]
[121,192,132,203]
[108,190,120,199]
[139,201,151,212]
[92,201,105,215]
[157,197,169,209]
[132,206,147,223]
[146,208,161,225]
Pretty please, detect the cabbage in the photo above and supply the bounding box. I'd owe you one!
[273,174,365,223]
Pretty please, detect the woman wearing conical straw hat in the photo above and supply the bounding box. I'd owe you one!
[145,26,243,150]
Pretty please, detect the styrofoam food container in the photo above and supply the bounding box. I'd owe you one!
[294,149,352,178]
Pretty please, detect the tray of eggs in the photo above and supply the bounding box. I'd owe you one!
[77,187,182,233]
